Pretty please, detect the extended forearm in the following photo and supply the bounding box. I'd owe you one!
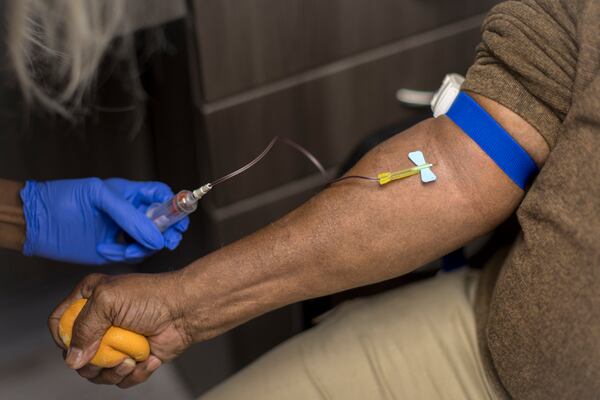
[178,111,534,342]
[0,179,25,251]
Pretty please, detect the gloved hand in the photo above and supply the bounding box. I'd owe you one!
[20,178,189,265]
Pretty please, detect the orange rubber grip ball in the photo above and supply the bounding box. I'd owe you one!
[59,298,150,368]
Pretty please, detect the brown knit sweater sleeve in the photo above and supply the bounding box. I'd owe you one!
[462,0,578,149]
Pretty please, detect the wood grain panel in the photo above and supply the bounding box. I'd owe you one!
[207,171,327,243]
[193,0,499,100]
[198,23,482,207]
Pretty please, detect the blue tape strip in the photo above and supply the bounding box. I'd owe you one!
[446,92,538,190]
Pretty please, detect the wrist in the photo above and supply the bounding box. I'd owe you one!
[175,241,301,343]
[0,179,26,251]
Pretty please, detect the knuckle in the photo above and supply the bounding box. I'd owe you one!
[92,284,115,307]
[84,273,106,284]
[80,273,107,297]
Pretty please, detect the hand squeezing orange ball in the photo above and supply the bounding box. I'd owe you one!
[59,298,150,368]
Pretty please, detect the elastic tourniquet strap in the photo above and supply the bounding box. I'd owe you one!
[446,92,538,190]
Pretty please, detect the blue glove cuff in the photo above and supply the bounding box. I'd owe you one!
[20,180,40,257]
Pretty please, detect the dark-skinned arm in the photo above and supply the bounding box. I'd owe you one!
[49,93,549,388]
[0,179,25,251]
[176,93,549,341]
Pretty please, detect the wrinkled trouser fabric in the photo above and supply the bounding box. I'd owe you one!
[200,268,496,400]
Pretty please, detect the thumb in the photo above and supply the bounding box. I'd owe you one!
[66,299,111,370]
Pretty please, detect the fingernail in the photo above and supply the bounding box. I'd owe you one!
[145,358,161,372]
[66,347,83,369]
[116,359,136,376]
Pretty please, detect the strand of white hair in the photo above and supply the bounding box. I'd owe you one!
[7,0,131,118]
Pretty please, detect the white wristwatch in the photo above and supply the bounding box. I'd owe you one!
[430,73,465,118]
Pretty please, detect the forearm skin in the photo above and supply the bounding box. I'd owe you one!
[177,97,545,343]
[0,179,25,251]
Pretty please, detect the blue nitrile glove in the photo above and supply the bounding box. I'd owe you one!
[20,178,189,265]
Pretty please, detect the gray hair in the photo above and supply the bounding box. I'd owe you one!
[7,0,133,118]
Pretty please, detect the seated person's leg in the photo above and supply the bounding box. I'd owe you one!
[200,269,496,400]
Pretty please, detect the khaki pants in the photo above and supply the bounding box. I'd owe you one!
[200,269,497,400]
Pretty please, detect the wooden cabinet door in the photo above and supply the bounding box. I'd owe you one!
[193,0,499,100]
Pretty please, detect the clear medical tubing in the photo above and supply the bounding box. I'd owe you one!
[146,136,326,233]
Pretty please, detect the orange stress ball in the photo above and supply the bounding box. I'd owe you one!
[59,298,150,368]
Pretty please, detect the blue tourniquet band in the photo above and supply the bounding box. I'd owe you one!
[445,92,538,190]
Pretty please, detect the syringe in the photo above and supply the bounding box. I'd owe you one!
[146,136,326,233]
[146,184,212,232]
